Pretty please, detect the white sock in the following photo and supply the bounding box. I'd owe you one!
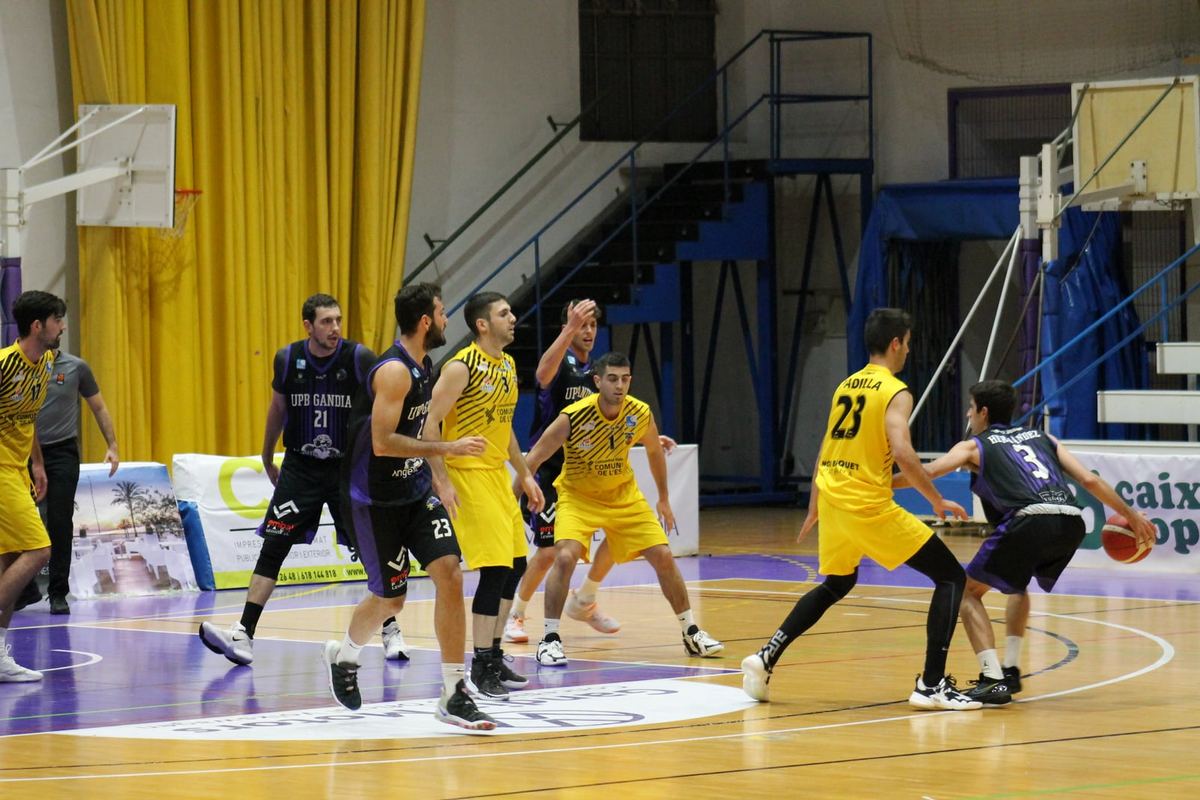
[441,663,460,695]
[338,633,364,666]
[544,618,560,638]
[577,578,601,605]
[512,596,528,618]
[677,609,695,634]
[977,648,1003,680]
[1004,636,1023,669]
[0,627,6,650]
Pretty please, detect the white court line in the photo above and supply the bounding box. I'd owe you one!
[62,623,736,674]
[0,604,1173,783]
[699,576,1187,604]
[873,595,1176,702]
[37,649,103,673]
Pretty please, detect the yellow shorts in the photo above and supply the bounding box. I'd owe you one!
[555,483,668,564]
[447,465,526,569]
[0,465,49,555]
[817,497,933,575]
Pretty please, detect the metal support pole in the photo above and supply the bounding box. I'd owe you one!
[911,227,1020,424]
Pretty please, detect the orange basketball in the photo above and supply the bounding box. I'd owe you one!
[1101,514,1151,564]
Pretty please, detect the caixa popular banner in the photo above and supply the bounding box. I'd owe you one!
[1064,447,1200,573]
[172,453,366,590]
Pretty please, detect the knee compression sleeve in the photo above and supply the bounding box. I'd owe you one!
[472,565,511,616]
[502,557,527,600]
[252,536,294,581]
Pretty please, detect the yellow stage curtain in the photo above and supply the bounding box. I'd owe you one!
[66,0,424,465]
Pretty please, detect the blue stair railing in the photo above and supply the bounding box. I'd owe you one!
[404,96,602,289]
[443,30,874,355]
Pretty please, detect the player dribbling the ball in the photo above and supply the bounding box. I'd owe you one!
[899,380,1155,704]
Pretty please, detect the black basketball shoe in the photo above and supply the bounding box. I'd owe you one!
[966,673,1013,706]
[1003,666,1022,693]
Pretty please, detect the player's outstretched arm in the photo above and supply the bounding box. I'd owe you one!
[369,362,482,459]
[886,391,967,521]
[1053,438,1155,548]
[517,414,570,500]
[892,440,978,489]
[535,299,597,389]
[642,416,676,531]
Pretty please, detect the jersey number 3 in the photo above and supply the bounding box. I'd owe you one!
[831,394,866,439]
[1012,444,1050,479]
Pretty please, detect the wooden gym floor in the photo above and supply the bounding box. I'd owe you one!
[1,507,1196,799]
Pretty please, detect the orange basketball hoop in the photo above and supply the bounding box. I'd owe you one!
[158,188,202,240]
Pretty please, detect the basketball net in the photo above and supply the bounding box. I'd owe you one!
[158,188,202,240]
[149,188,201,265]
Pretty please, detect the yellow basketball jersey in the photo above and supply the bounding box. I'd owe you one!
[556,393,651,502]
[442,341,518,470]
[0,342,53,467]
[814,362,909,511]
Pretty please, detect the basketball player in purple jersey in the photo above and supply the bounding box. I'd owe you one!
[200,295,408,666]
[909,380,1154,703]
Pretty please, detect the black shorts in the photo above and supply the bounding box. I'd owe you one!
[967,514,1086,594]
[257,451,350,547]
[347,494,462,598]
[522,481,558,549]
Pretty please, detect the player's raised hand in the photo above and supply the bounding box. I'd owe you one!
[932,497,969,521]
[448,435,487,457]
[565,299,597,331]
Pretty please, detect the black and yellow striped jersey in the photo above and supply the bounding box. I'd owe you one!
[555,393,651,501]
[0,342,54,467]
[442,341,518,470]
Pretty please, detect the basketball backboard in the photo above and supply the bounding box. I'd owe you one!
[1073,77,1198,210]
[74,104,176,228]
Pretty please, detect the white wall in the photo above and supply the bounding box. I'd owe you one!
[407,0,704,346]
[0,0,77,348]
[4,1,1197,478]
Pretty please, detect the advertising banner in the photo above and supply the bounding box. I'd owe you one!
[174,445,699,590]
[69,462,198,598]
[1064,448,1199,573]
[172,454,364,590]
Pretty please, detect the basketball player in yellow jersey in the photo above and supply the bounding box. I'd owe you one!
[519,352,722,666]
[0,291,67,682]
[741,308,983,711]
[426,292,544,701]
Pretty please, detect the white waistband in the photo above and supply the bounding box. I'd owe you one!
[1016,503,1082,517]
